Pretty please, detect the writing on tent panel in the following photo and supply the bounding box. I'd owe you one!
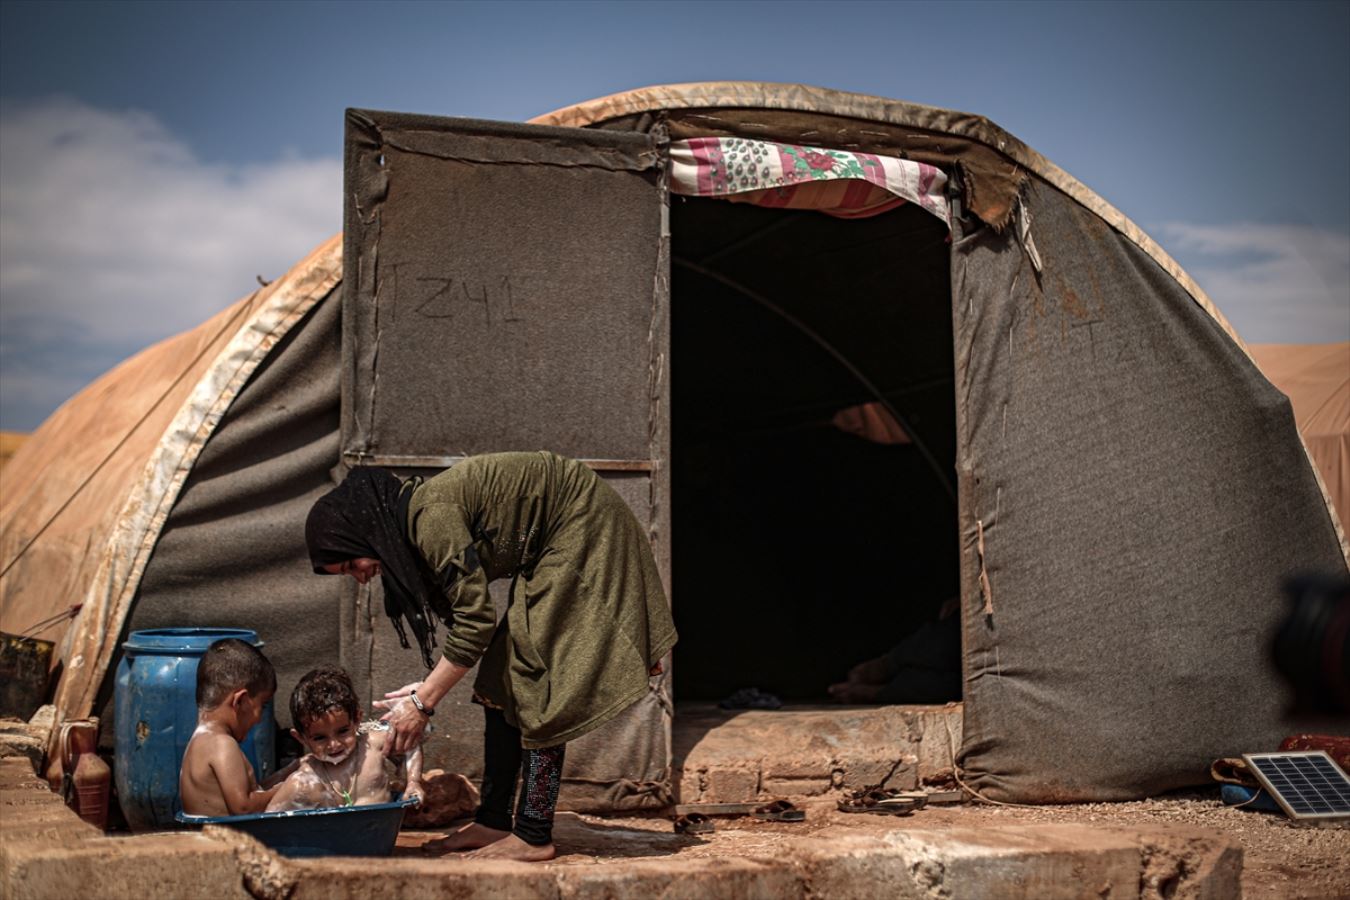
[343,110,667,465]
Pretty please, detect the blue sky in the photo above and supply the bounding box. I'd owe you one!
[1,0,1347,431]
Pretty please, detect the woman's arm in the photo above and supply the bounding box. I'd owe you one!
[408,501,498,670]
[379,655,472,755]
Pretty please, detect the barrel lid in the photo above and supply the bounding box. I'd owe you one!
[122,627,263,654]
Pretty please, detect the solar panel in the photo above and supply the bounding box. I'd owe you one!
[1241,751,1350,821]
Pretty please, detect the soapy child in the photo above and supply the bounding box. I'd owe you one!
[266,665,424,811]
[179,638,297,816]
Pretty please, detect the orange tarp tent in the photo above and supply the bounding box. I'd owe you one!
[1250,342,1349,539]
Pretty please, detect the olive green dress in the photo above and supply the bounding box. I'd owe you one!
[403,451,676,748]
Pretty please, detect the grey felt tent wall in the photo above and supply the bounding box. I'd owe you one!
[339,91,1346,802]
[19,83,1345,809]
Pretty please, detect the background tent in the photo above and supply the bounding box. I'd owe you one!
[1248,343,1349,539]
[1,83,1345,808]
[0,433,25,472]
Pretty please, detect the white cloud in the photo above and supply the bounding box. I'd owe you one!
[1156,222,1350,344]
[0,97,340,430]
[2,99,1344,430]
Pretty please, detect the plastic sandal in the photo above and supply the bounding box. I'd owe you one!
[673,812,715,834]
[752,799,806,822]
[837,788,919,816]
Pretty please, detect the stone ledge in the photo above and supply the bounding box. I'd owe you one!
[3,820,1241,900]
[555,857,802,899]
[672,703,962,805]
[782,824,1240,900]
[1,751,1242,900]
[1,755,51,790]
[0,757,100,848]
[0,706,56,774]
[2,832,250,900]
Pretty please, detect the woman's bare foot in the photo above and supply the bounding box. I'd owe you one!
[464,833,556,862]
[422,822,510,854]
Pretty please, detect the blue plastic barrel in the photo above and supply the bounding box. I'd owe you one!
[114,628,275,831]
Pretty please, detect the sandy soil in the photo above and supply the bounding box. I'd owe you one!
[398,792,1350,898]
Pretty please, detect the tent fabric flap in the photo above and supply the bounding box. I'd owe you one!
[669,136,950,223]
[537,82,1254,367]
[342,109,673,812]
[47,236,343,723]
[120,289,343,743]
[952,178,1348,803]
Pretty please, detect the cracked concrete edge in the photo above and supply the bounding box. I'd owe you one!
[1135,828,1243,900]
[201,826,300,900]
[0,756,101,860]
[676,706,964,806]
[284,854,798,900]
[2,831,253,900]
[0,756,244,900]
[3,755,1242,900]
[768,824,1243,900]
[3,826,1241,900]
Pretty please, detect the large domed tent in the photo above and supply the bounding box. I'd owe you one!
[2,83,1344,808]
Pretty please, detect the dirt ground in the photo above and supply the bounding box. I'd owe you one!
[904,793,1350,899]
[396,791,1349,898]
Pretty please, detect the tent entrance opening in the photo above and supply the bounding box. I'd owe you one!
[670,196,960,704]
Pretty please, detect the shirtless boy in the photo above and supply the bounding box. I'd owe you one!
[266,666,423,811]
[180,638,293,816]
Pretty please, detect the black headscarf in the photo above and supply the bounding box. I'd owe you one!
[305,468,445,668]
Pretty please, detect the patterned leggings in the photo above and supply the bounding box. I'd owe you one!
[474,707,566,846]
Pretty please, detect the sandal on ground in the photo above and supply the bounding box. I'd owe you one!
[837,788,919,816]
[837,797,918,816]
[673,813,715,834]
[752,799,805,822]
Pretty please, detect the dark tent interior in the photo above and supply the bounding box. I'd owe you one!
[670,196,962,703]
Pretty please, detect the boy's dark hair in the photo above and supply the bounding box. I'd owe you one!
[196,638,276,709]
[290,665,360,732]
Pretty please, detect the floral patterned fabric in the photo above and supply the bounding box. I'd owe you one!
[669,136,950,225]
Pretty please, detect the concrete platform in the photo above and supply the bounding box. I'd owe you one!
[670,702,962,804]
[2,755,1245,900]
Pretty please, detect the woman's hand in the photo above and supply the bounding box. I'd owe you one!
[375,657,472,755]
[371,681,422,712]
[380,696,430,756]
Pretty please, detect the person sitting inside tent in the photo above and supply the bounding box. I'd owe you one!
[266,665,423,812]
[304,450,677,862]
[828,598,962,704]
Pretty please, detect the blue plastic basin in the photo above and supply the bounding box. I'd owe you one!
[178,796,420,857]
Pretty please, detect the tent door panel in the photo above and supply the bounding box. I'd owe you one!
[341,109,671,812]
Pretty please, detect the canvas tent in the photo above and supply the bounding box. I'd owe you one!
[1247,343,1349,540]
[2,82,1345,807]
